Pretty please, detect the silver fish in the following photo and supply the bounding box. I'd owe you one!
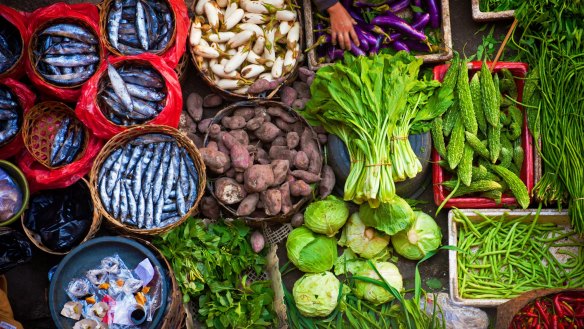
[125,83,166,102]
[50,117,71,165]
[44,42,95,55]
[64,125,84,164]
[136,190,146,228]
[132,143,154,196]
[111,176,122,219]
[42,71,94,85]
[132,97,159,117]
[0,98,17,110]
[0,119,18,145]
[107,64,134,112]
[131,133,173,145]
[152,142,170,201]
[144,190,154,228]
[0,109,17,119]
[109,0,123,49]
[162,144,178,201]
[106,144,128,192]
[126,180,138,225]
[124,144,144,176]
[135,2,149,50]
[119,71,164,88]
[119,180,129,221]
[176,155,188,217]
[41,24,97,45]
[42,54,99,67]
[153,192,164,227]
[142,142,164,194]
[162,203,177,212]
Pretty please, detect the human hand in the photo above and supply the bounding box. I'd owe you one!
[327,2,359,50]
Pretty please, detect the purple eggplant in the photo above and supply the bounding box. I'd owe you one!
[389,0,410,12]
[424,0,440,28]
[402,39,431,52]
[327,47,344,61]
[350,42,366,56]
[389,12,430,40]
[354,25,378,47]
[353,0,397,8]
[368,35,384,55]
[391,40,409,52]
[372,12,428,42]
[412,0,423,20]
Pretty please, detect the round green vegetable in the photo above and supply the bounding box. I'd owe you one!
[359,196,414,236]
[354,262,403,305]
[293,271,340,317]
[338,212,390,259]
[304,195,349,236]
[286,226,337,273]
[392,211,442,260]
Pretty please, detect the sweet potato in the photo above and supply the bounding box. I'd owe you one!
[207,141,218,151]
[271,160,289,185]
[306,75,314,87]
[279,86,297,107]
[308,149,323,175]
[267,77,285,90]
[291,170,321,183]
[200,196,220,219]
[298,67,315,83]
[233,107,255,120]
[203,93,223,107]
[222,133,252,171]
[235,172,244,183]
[217,140,229,155]
[319,165,335,198]
[290,180,312,197]
[215,177,246,204]
[230,130,249,145]
[301,128,322,174]
[267,106,297,123]
[286,132,299,149]
[272,136,286,147]
[279,182,293,215]
[246,117,265,131]
[291,213,304,227]
[244,164,275,193]
[291,98,306,110]
[255,148,270,165]
[198,118,213,134]
[225,168,235,178]
[293,81,310,99]
[200,147,231,174]
[221,116,246,130]
[255,122,281,142]
[274,118,291,132]
[253,107,271,122]
[256,200,264,209]
[293,151,309,170]
[208,123,222,139]
[261,189,282,216]
[236,193,259,216]
[269,145,296,163]
[318,134,328,145]
[187,92,204,121]
[248,79,272,94]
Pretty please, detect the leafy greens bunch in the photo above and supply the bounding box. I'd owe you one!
[154,219,276,328]
[302,52,453,208]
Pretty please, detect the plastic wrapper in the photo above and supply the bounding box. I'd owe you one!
[421,293,489,329]
[0,167,23,222]
[0,5,28,80]
[23,180,93,252]
[25,3,105,102]
[0,78,36,159]
[17,128,103,192]
[76,54,182,140]
[0,228,32,274]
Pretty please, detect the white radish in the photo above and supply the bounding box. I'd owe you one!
[204,2,220,31]
[262,0,285,8]
[242,13,267,24]
[277,21,292,37]
[224,2,238,18]
[240,0,268,14]
[196,56,209,73]
[207,32,235,43]
[283,47,297,73]
[233,86,250,94]
[211,63,239,78]
[287,21,300,48]
[275,10,296,21]
[263,29,276,66]
[241,64,265,78]
[227,48,238,56]
[238,23,263,37]
[217,42,226,51]
[224,8,244,30]
[189,19,202,46]
[217,0,228,8]
[247,50,269,65]
[224,45,250,73]
[216,79,242,90]
[227,30,254,48]
[195,0,209,15]
[220,58,229,65]
[271,56,284,78]
[259,72,275,82]
[199,38,209,47]
[194,45,220,58]
[252,36,265,55]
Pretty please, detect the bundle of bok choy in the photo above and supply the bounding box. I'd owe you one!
[301,52,453,207]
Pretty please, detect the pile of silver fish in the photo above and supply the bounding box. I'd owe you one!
[50,117,85,167]
[98,133,199,229]
[0,86,20,147]
[0,16,22,74]
[34,22,100,86]
[107,0,175,55]
[0,167,23,222]
[99,63,166,126]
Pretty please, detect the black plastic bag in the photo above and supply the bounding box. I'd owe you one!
[0,228,32,274]
[24,181,92,252]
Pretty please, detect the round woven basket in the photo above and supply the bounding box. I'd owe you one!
[21,101,90,170]
[28,18,103,89]
[125,236,186,329]
[99,0,178,57]
[175,52,189,83]
[20,178,101,256]
[89,125,206,236]
[204,100,321,224]
[187,4,304,101]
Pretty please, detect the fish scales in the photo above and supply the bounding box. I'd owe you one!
[109,0,123,49]
[141,142,164,197]
[145,190,154,228]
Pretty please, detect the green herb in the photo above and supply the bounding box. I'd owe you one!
[153,219,277,328]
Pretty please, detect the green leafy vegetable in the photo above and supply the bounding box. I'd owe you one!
[304,195,350,237]
[338,212,390,260]
[286,226,338,273]
[359,195,415,236]
[392,211,442,260]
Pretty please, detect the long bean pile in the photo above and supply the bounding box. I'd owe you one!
[511,1,584,232]
[454,209,584,299]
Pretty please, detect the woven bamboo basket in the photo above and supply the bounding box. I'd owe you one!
[187,4,303,101]
[0,12,25,79]
[175,52,189,83]
[95,58,169,127]
[99,0,178,57]
[89,125,206,236]
[125,236,186,329]
[20,178,101,256]
[28,18,102,89]
[21,101,89,170]
[204,100,321,224]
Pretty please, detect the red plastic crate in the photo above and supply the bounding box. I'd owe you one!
[432,61,534,208]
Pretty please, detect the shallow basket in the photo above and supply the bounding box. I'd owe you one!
[471,0,515,22]
[204,100,321,224]
[21,101,90,170]
[99,0,178,57]
[20,178,101,256]
[89,125,206,236]
[175,52,189,83]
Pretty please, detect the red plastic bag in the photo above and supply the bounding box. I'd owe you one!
[0,5,28,80]
[25,3,106,103]
[76,54,183,140]
[16,130,104,193]
[0,78,36,160]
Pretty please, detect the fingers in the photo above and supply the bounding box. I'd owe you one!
[350,28,359,47]
[331,31,338,46]
[343,32,351,50]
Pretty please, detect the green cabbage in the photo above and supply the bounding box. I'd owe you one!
[354,262,403,305]
[338,212,390,259]
[286,227,337,273]
[293,271,342,317]
[392,211,442,260]
[304,195,350,236]
[359,196,414,236]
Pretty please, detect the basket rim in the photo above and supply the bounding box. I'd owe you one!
[0,13,25,79]
[203,99,321,223]
[89,125,206,236]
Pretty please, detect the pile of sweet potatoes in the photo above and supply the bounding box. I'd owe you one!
[199,102,333,218]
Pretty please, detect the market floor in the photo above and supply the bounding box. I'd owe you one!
[1,0,512,327]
